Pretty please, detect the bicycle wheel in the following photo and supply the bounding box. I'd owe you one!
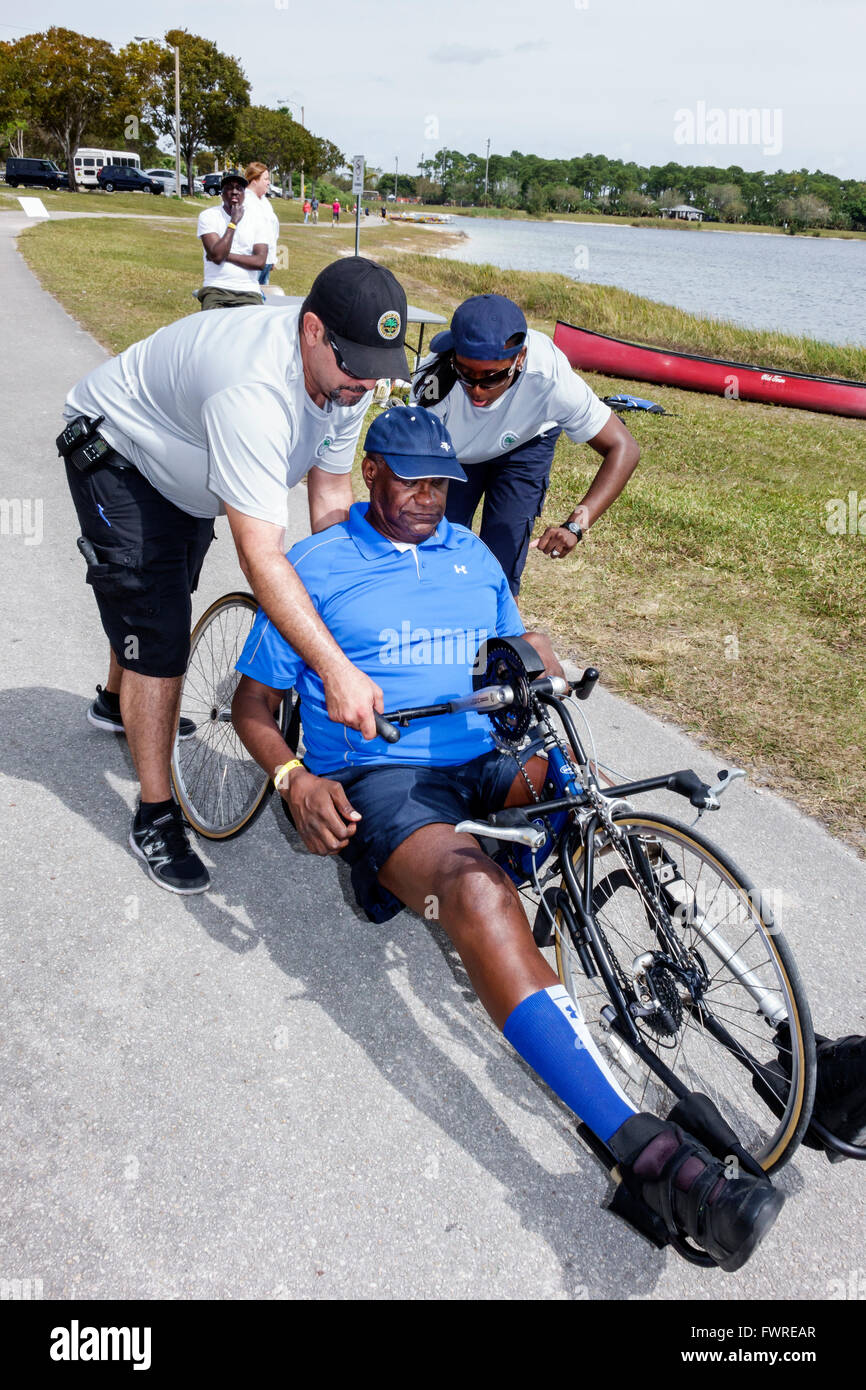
[171,592,295,839]
[554,812,815,1172]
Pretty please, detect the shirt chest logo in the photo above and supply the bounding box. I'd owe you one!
[454,564,467,574]
[500,430,519,450]
[316,436,334,458]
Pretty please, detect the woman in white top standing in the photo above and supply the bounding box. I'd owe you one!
[244,161,280,287]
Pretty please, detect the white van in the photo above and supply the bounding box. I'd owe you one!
[73,148,141,188]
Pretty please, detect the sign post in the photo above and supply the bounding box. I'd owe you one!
[351,154,365,255]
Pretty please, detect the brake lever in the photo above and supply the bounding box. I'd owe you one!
[706,767,746,804]
[455,819,547,850]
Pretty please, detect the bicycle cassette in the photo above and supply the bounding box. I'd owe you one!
[472,636,545,744]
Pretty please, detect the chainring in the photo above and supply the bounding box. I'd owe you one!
[472,638,534,744]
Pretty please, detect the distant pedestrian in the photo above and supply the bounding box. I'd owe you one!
[303,198,311,224]
[195,170,268,310]
[311,195,319,224]
[380,204,387,220]
[244,162,280,286]
[332,199,341,225]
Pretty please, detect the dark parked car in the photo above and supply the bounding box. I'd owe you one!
[4,157,68,190]
[202,173,222,196]
[97,166,164,194]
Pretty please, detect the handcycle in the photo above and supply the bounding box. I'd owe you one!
[171,600,863,1253]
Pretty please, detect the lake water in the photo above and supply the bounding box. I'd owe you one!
[439,217,866,349]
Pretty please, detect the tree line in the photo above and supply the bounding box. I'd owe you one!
[0,26,344,194]
[415,149,866,231]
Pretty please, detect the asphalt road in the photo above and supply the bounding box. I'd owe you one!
[1,208,864,1302]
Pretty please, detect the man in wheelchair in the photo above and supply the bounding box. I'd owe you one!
[232,407,865,1271]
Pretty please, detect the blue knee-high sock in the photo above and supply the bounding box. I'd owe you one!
[503,985,637,1142]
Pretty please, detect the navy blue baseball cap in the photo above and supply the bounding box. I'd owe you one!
[430,294,527,360]
[364,408,466,481]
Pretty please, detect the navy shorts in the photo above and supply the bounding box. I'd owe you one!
[65,455,214,679]
[443,430,561,595]
[329,750,520,924]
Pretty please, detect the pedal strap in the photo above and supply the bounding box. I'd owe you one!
[678,1160,723,1241]
[649,1138,697,1234]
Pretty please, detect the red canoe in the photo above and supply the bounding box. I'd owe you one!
[554,321,866,419]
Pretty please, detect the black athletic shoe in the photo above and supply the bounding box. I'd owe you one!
[88,685,196,739]
[760,1023,866,1158]
[129,804,210,894]
[608,1113,785,1272]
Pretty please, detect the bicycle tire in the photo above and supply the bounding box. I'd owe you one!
[171,592,296,840]
[554,812,815,1173]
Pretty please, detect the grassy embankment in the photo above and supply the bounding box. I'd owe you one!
[15,206,455,351]
[18,215,866,848]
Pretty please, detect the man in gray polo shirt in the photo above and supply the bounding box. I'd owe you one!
[60,258,410,894]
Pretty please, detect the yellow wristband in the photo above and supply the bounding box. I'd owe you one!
[274,759,303,791]
[227,221,237,230]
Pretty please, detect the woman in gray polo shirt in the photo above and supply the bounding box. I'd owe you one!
[413,294,639,594]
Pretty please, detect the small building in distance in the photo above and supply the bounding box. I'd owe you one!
[662,203,704,221]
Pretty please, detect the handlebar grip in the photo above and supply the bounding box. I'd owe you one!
[374,711,400,743]
[572,666,600,700]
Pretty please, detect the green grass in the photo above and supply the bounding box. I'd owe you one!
[16,213,456,352]
[0,185,205,218]
[17,214,866,848]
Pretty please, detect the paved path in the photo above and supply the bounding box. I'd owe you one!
[1,209,863,1301]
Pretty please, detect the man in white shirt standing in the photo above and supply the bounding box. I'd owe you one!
[244,161,280,286]
[195,170,268,310]
[413,294,639,594]
[60,258,411,893]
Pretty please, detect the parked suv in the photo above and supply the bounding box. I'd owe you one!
[202,173,222,196]
[4,157,68,190]
[97,166,165,194]
[145,168,190,196]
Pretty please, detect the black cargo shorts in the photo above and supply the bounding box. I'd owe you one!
[65,455,215,679]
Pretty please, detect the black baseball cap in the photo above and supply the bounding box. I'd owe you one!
[304,258,410,380]
[220,169,247,189]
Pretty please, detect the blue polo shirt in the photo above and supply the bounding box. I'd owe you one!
[236,501,525,773]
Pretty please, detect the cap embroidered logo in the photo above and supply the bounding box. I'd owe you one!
[377,311,401,341]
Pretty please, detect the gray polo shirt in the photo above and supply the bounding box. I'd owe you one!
[64,306,370,523]
[411,328,611,464]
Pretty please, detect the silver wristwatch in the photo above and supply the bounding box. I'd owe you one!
[564,520,583,541]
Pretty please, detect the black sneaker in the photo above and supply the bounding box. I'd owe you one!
[88,685,196,739]
[129,804,211,894]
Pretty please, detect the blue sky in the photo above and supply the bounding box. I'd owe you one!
[3,0,864,179]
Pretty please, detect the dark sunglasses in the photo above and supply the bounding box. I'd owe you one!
[328,334,363,380]
[452,353,521,389]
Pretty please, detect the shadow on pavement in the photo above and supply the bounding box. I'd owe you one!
[2,684,807,1296]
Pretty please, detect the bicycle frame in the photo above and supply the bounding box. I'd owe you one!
[488,691,788,1148]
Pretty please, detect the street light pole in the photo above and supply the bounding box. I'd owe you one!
[173,45,182,199]
[279,98,306,199]
[484,137,490,207]
[394,155,398,201]
[136,35,183,198]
